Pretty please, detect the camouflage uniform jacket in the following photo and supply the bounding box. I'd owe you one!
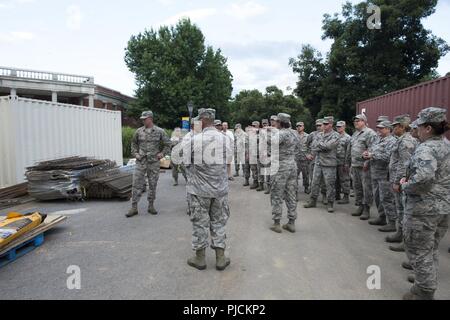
[389,133,418,184]
[369,134,397,178]
[350,127,377,168]
[295,132,309,162]
[402,136,450,216]
[186,127,230,198]
[131,125,171,163]
[336,133,351,166]
[312,130,340,167]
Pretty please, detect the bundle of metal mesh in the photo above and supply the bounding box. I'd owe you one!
[25,156,127,201]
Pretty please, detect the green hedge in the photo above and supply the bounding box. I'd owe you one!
[122,126,173,159]
[122,126,136,159]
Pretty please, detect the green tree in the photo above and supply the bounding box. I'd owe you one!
[291,0,449,124]
[125,19,233,128]
[229,86,313,131]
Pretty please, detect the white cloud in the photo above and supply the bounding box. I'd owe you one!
[229,58,297,95]
[0,31,34,43]
[156,0,174,6]
[227,1,268,20]
[162,8,217,25]
[66,5,82,30]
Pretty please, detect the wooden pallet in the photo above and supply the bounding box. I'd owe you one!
[0,215,66,268]
[0,233,44,267]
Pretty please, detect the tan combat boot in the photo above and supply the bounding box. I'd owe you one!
[303,198,317,208]
[215,248,230,271]
[148,201,158,215]
[270,220,282,233]
[282,219,296,233]
[126,205,138,218]
[187,248,207,270]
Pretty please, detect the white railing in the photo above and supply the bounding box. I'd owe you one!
[0,66,94,84]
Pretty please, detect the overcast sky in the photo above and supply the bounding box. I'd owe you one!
[1,0,449,97]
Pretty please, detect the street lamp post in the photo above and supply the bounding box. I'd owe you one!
[187,101,193,129]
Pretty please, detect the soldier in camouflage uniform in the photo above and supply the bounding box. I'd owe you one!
[370,116,391,220]
[243,125,252,186]
[350,114,377,220]
[249,121,260,189]
[362,121,397,228]
[233,124,245,177]
[335,121,351,204]
[170,127,187,186]
[306,119,327,201]
[264,115,280,194]
[269,113,298,233]
[304,116,340,212]
[257,119,270,192]
[295,122,310,198]
[400,107,450,300]
[386,115,418,248]
[126,111,171,218]
[184,108,232,271]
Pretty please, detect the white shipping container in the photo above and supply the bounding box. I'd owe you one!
[0,95,123,188]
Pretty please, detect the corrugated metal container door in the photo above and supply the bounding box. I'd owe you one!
[357,76,450,135]
[0,96,123,187]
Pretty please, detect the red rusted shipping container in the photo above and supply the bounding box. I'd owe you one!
[356,75,450,137]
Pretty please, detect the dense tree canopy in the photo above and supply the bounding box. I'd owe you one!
[229,86,313,132]
[125,19,233,128]
[290,0,449,123]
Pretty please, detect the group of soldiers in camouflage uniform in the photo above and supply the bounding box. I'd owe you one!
[126,105,449,299]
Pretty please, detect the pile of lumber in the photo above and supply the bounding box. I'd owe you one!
[0,183,34,210]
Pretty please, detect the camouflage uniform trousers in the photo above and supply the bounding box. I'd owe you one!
[310,161,326,196]
[404,213,449,293]
[351,166,373,206]
[310,164,337,203]
[243,161,251,179]
[234,151,241,174]
[258,161,270,184]
[271,162,298,221]
[371,175,396,221]
[187,193,230,251]
[336,165,350,196]
[394,192,405,229]
[250,164,258,182]
[296,160,310,190]
[131,160,160,205]
[172,163,187,182]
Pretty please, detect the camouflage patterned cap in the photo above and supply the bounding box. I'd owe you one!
[252,121,260,126]
[198,108,216,120]
[376,120,393,129]
[315,119,324,125]
[261,119,269,125]
[336,121,346,127]
[416,107,447,125]
[377,115,390,123]
[214,119,222,126]
[270,115,279,121]
[235,123,242,129]
[322,116,334,124]
[410,120,419,129]
[191,116,199,124]
[277,113,291,123]
[392,114,411,126]
[140,111,154,119]
[296,122,305,127]
[353,114,367,122]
